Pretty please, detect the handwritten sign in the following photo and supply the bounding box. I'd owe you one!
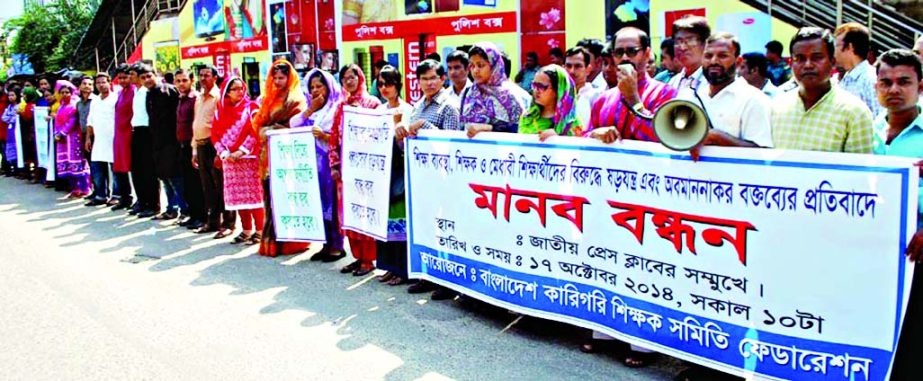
[405,131,918,381]
[267,128,326,242]
[33,106,50,169]
[14,115,23,168]
[340,106,395,240]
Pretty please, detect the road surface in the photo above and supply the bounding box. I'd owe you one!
[0,177,680,381]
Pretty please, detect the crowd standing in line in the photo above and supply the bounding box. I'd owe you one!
[2,17,922,381]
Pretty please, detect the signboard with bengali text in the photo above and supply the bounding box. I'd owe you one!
[405,131,918,381]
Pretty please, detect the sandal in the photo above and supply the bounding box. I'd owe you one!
[623,350,657,368]
[377,272,394,283]
[353,265,374,277]
[232,232,252,244]
[387,276,406,286]
[247,232,262,245]
[213,229,233,239]
[340,261,360,274]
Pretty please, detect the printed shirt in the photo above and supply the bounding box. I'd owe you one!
[587,75,677,142]
[413,88,461,131]
[771,84,874,153]
[130,86,149,127]
[873,105,923,216]
[839,60,884,119]
[767,61,792,86]
[695,78,774,147]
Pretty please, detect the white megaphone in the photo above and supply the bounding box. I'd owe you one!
[652,99,710,151]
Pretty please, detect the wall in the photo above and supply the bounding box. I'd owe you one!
[650,0,798,55]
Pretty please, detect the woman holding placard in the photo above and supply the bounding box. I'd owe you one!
[290,68,345,262]
[329,63,382,277]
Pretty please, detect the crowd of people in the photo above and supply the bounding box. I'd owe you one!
[1,15,923,380]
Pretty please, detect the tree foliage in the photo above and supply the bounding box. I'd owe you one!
[2,0,98,73]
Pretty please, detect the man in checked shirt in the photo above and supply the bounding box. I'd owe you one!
[394,59,461,301]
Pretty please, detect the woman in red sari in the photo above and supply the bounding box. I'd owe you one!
[252,60,311,257]
[329,64,382,276]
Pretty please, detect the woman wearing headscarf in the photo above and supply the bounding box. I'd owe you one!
[1,87,20,177]
[253,60,311,257]
[460,42,524,138]
[372,65,412,285]
[518,64,583,140]
[290,68,345,262]
[215,77,264,245]
[52,80,91,197]
[329,63,381,276]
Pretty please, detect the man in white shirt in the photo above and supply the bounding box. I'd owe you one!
[84,73,119,206]
[834,22,883,118]
[667,16,711,95]
[738,52,779,98]
[444,50,472,110]
[564,46,602,127]
[694,32,774,152]
[129,63,160,218]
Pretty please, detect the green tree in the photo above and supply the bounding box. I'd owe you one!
[2,0,98,73]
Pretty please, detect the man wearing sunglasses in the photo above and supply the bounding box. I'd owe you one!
[585,27,678,144]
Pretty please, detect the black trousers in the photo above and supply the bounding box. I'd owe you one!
[376,241,409,278]
[179,142,206,221]
[196,141,235,229]
[130,127,160,211]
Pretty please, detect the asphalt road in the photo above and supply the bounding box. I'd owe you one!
[0,177,680,381]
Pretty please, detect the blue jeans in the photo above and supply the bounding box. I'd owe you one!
[89,161,110,200]
[162,176,188,214]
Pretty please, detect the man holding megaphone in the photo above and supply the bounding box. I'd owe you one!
[585,27,678,145]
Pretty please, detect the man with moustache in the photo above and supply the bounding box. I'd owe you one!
[586,27,678,144]
[444,50,472,110]
[873,48,923,381]
[771,27,873,154]
[667,16,711,95]
[577,38,608,90]
[581,26,678,369]
[565,46,602,127]
[692,32,773,150]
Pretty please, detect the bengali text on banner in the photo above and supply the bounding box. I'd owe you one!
[341,106,395,241]
[268,128,326,242]
[404,130,918,381]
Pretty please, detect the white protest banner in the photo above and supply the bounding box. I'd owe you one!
[14,116,23,168]
[340,106,395,240]
[267,128,326,242]
[33,106,50,169]
[405,131,918,381]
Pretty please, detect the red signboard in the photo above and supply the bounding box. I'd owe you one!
[214,49,231,78]
[664,9,706,37]
[343,11,517,42]
[181,36,270,60]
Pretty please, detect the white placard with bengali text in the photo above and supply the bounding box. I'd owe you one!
[33,106,50,170]
[267,128,326,242]
[405,131,918,381]
[340,106,395,241]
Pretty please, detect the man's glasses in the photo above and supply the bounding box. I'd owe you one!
[613,47,643,58]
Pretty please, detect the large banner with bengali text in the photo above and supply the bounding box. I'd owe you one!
[405,131,918,381]
[267,128,326,242]
[341,106,395,241]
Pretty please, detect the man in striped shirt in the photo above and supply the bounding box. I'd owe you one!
[586,27,678,144]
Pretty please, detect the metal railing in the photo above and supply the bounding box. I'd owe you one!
[107,0,186,72]
[744,0,923,52]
